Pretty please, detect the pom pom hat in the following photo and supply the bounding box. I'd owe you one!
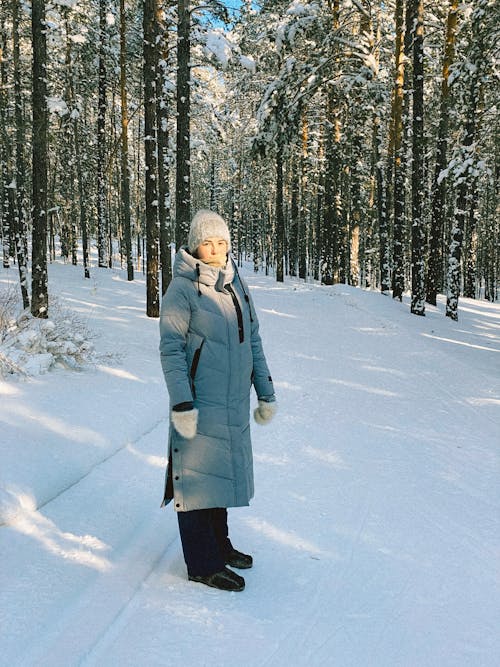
[188,209,231,253]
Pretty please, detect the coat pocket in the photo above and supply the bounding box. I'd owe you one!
[189,336,205,399]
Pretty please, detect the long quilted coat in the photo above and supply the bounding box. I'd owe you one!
[159,248,274,512]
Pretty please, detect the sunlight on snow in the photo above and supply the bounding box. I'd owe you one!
[126,444,166,468]
[459,304,500,320]
[5,403,107,445]
[260,308,297,319]
[253,452,291,466]
[328,378,398,397]
[274,380,302,391]
[294,352,324,362]
[361,364,406,377]
[421,332,500,353]
[12,511,111,572]
[0,381,21,396]
[116,306,144,313]
[466,397,500,408]
[244,516,329,557]
[97,365,145,382]
[302,445,348,469]
[2,488,37,513]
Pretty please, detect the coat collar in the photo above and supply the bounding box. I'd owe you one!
[174,247,235,291]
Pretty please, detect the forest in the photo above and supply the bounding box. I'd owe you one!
[0,0,498,321]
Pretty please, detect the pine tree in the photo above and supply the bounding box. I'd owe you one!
[144,0,160,317]
[175,0,190,247]
[31,0,48,318]
[0,11,11,269]
[156,0,173,295]
[410,0,426,316]
[13,0,29,308]
[391,0,405,301]
[120,0,134,281]
[97,0,108,268]
[427,0,459,305]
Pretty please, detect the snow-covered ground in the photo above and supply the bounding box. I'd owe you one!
[0,259,499,666]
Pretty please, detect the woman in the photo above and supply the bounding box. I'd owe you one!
[159,209,276,592]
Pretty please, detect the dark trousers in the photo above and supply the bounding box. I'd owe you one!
[177,507,233,577]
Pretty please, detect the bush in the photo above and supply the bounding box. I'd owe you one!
[0,287,96,377]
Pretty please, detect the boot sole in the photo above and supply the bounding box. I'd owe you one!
[188,575,245,592]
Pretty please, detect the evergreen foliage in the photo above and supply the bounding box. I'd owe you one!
[0,0,497,319]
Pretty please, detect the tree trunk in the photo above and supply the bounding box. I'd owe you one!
[0,15,10,269]
[120,0,134,281]
[289,153,298,276]
[63,13,77,267]
[298,112,308,280]
[175,0,191,247]
[410,0,426,316]
[464,181,478,298]
[31,0,48,318]
[391,0,405,300]
[13,0,29,308]
[427,0,459,305]
[157,2,172,295]
[446,93,477,320]
[377,110,389,292]
[275,147,285,282]
[72,111,90,279]
[144,0,159,317]
[322,93,336,285]
[97,0,107,268]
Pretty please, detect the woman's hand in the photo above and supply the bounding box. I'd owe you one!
[253,398,277,425]
[171,405,199,439]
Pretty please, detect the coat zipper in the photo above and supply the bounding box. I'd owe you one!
[225,284,244,343]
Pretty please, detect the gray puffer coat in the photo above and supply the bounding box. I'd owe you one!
[159,248,274,512]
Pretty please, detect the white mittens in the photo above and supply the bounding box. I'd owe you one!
[172,400,276,435]
[171,408,199,439]
[253,399,277,425]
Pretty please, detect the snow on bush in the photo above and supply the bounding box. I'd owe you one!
[0,286,95,377]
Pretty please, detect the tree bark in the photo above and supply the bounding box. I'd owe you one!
[391,0,405,300]
[157,1,172,295]
[0,15,10,269]
[120,0,134,281]
[298,112,308,280]
[289,153,298,276]
[144,0,159,317]
[446,97,476,320]
[410,0,426,316]
[13,0,29,308]
[175,0,191,247]
[275,147,285,282]
[427,0,459,305]
[97,0,108,268]
[31,0,48,318]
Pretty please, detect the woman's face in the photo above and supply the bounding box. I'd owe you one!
[196,237,228,267]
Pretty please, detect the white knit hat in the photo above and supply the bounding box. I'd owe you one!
[188,209,231,253]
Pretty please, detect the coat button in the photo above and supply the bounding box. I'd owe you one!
[174,448,179,452]
[176,503,180,508]
[175,475,179,480]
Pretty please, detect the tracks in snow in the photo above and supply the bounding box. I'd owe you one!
[4,417,178,667]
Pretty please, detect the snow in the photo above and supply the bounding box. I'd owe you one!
[69,34,87,45]
[46,96,70,117]
[203,30,233,69]
[239,54,256,73]
[0,304,94,377]
[0,259,499,666]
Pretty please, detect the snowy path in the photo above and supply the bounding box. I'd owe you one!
[1,264,499,666]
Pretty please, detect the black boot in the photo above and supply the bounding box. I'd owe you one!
[226,548,253,569]
[189,566,245,591]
